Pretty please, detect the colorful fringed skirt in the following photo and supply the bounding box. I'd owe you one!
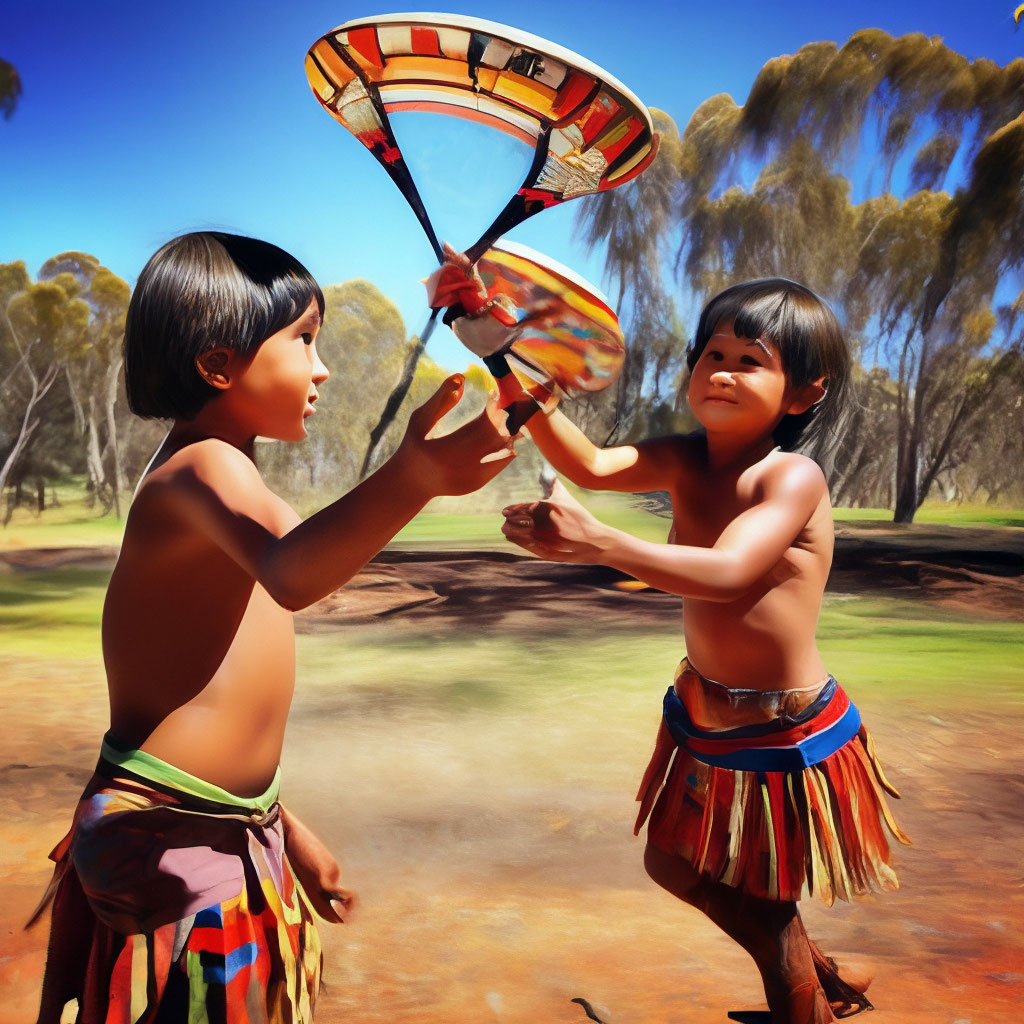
[32,736,322,1024]
[634,660,911,905]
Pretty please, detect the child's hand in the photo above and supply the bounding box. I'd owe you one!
[399,375,517,496]
[425,243,488,312]
[280,806,356,925]
[425,243,519,358]
[501,479,608,562]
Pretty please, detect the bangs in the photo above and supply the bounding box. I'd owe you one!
[210,234,325,356]
[686,278,851,452]
[125,231,325,420]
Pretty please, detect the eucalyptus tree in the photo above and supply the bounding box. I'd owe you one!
[0,59,20,120]
[0,262,89,504]
[38,253,131,515]
[576,30,1024,520]
[574,108,683,436]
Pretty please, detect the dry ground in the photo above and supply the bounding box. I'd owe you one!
[1,526,1022,1023]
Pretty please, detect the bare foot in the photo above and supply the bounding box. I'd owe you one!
[808,941,874,1017]
[828,958,872,995]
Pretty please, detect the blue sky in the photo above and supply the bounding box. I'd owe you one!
[3,1,1021,371]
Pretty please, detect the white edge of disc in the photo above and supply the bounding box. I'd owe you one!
[319,12,654,133]
[486,239,613,311]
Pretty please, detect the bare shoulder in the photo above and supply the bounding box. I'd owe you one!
[132,438,297,533]
[759,451,828,498]
[635,432,703,477]
[146,438,260,489]
[756,454,832,544]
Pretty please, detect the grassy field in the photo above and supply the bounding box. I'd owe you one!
[3,559,1021,703]
[2,484,1021,553]
[3,522,1023,1023]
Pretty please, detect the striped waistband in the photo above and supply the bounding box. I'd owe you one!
[98,733,281,816]
[662,678,862,772]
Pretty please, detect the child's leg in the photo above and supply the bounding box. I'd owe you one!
[643,843,836,1023]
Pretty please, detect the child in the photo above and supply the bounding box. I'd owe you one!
[31,231,516,1024]
[491,278,910,1023]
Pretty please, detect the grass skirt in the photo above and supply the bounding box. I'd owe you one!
[634,662,911,905]
[31,741,321,1024]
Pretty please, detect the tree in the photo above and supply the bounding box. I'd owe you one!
[575,31,1024,520]
[0,59,21,120]
[0,263,89,504]
[574,109,683,438]
[39,253,131,515]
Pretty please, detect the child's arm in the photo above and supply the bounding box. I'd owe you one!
[502,460,827,601]
[143,376,513,610]
[428,247,678,494]
[280,805,355,924]
[524,407,681,494]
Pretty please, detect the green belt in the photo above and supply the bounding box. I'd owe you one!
[100,733,281,816]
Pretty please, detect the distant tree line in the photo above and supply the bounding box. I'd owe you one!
[4,34,1023,524]
[0,262,541,524]
[573,30,1024,522]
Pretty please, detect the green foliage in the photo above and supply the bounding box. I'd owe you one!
[574,31,1024,521]
[0,254,135,522]
[0,58,20,120]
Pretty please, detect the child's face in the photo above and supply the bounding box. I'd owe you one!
[230,299,329,442]
[687,322,800,438]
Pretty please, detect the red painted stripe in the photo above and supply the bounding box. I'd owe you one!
[596,118,643,163]
[347,26,383,68]
[551,71,596,120]
[186,926,229,953]
[410,26,442,56]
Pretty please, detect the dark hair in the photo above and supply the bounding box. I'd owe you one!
[124,232,325,419]
[686,278,850,451]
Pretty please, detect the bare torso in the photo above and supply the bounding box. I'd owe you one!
[668,439,833,690]
[103,440,300,796]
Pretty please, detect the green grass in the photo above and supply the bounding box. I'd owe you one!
[833,503,1024,528]
[392,491,671,549]
[0,487,126,550]
[818,595,1024,702]
[3,481,1021,551]
[293,605,1024,710]
[0,566,109,657]
[2,561,1021,725]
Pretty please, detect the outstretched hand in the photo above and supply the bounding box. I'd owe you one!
[400,374,518,496]
[425,244,519,359]
[501,478,608,563]
[280,806,356,925]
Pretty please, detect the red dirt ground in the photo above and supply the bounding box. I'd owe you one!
[1,528,1021,1023]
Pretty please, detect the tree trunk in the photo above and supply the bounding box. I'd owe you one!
[85,398,111,513]
[0,363,55,503]
[360,335,426,480]
[104,358,124,517]
[893,440,919,523]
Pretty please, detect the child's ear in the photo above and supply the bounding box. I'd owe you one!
[786,377,827,416]
[195,347,236,391]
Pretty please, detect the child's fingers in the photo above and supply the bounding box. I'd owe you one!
[326,889,357,924]
[501,500,545,518]
[502,527,567,561]
[501,514,559,548]
[479,448,516,465]
[412,374,465,434]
